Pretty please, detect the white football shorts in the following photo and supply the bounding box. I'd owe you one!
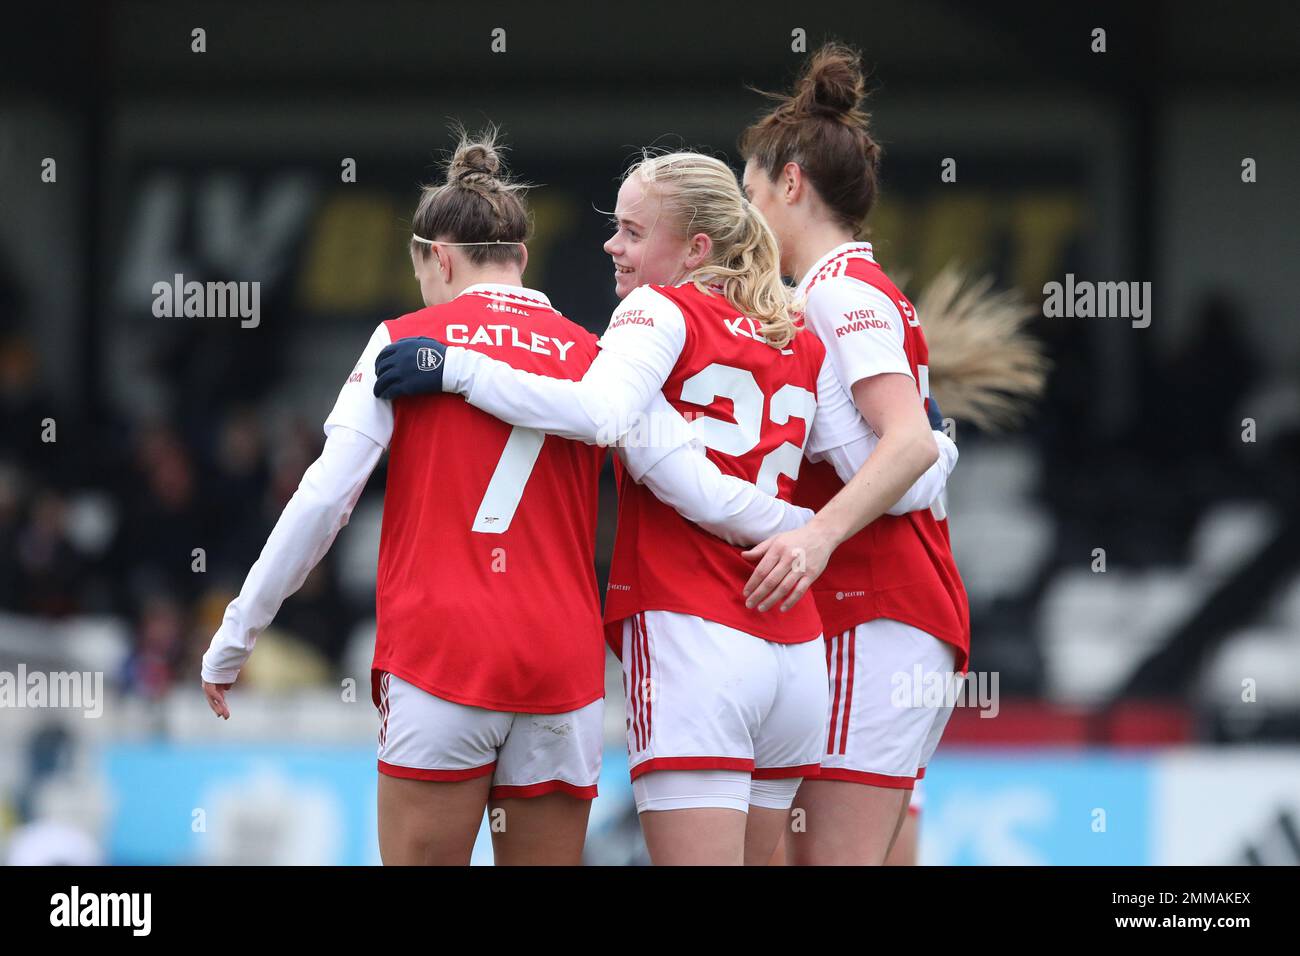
[814,618,957,789]
[620,610,827,801]
[375,671,602,800]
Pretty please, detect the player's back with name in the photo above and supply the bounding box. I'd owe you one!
[443,318,580,359]
[374,287,605,714]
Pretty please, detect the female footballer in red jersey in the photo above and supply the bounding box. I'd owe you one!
[737,43,971,864]
[199,132,817,866]
[376,150,958,865]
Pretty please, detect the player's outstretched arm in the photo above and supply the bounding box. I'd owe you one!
[203,324,394,718]
[373,286,685,445]
[812,410,958,516]
[803,327,956,516]
[885,397,956,514]
[743,357,940,613]
[619,393,812,547]
[201,425,383,718]
[741,275,951,611]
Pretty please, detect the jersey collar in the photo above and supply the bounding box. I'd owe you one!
[458,282,553,309]
[671,274,726,296]
[795,241,876,298]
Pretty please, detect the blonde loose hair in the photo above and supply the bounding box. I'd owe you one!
[913,264,1050,431]
[626,151,798,349]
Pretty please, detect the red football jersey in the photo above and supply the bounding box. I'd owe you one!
[371,288,606,713]
[604,283,826,653]
[793,252,972,672]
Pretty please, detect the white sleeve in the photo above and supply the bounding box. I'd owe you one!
[200,426,384,684]
[324,323,395,448]
[811,430,959,515]
[889,432,958,513]
[637,446,813,545]
[618,392,812,546]
[442,285,686,445]
[803,277,913,390]
[617,391,702,481]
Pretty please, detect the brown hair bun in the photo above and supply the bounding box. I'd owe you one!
[791,42,867,120]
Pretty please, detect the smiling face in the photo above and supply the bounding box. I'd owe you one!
[602,172,697,300]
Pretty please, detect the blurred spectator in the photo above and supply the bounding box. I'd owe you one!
[0,339,44,458]
[0,462,24,608]
[204,408,272,573]
[13,490,85,617]
[121,592,188,700]
[110,424,207,610]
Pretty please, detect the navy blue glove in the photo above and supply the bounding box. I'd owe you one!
[373,336,448,401]
[926,396,945,431]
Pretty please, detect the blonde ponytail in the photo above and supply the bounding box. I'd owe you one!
[628,152,799,349]
[912,264,1051,430]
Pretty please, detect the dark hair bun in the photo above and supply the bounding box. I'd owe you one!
[411,125,529,265]
[448,139,502,186]
[792,42,866,119]
[738,41,881,234]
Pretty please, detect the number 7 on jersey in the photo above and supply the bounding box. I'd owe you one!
[472,426,545,533]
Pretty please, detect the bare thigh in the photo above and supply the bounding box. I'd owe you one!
[377,774,492,866]
[744,805,792,866]
[640,807,748,865]
[768,830,789,866]
[488,793,592,865]
[884,805,919,866]
[787,778,909,865]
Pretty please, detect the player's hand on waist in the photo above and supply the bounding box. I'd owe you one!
[742,524,835,613]
[373,336,448,401]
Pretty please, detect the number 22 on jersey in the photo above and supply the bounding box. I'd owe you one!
[680,362,815,497]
